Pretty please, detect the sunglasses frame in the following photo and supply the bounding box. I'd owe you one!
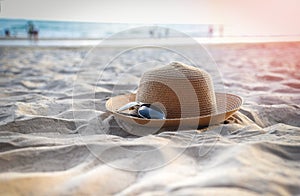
[117,102,166,119]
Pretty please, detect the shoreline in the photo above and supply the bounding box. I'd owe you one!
[1,36,300,47]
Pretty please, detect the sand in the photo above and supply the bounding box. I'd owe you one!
[0,42,300,195]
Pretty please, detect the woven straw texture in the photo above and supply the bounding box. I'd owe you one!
[136,62,217,118]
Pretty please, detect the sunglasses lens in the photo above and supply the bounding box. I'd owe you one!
[138,105,166,119]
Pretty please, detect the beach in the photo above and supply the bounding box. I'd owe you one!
[0,41,300,195]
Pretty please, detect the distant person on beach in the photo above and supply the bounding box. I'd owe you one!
[149,29,154,38]
[219,25,224,37]
[208,25,214,37]
[4,28,10,37]
[165,28,169,38]
[27,21,39,40]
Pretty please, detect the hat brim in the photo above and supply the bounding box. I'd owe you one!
[105,93,243,129]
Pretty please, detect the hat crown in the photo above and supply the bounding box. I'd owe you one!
[143,61,207,79]
[136,62,217,118]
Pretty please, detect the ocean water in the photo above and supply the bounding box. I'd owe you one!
[1,18,300,47]
[0,18,212,39]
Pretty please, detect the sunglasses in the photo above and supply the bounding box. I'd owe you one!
[117,102,166,119]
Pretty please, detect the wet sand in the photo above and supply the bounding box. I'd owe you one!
[0,42,300,195]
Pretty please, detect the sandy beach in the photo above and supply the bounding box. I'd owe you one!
[0,42,300,195]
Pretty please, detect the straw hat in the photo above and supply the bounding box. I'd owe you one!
[106,62,242,130]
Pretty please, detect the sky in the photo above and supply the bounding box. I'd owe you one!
[1,0,300,36]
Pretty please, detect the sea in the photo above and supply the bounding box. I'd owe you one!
[0,18,213,39]
[1,18,300,46]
